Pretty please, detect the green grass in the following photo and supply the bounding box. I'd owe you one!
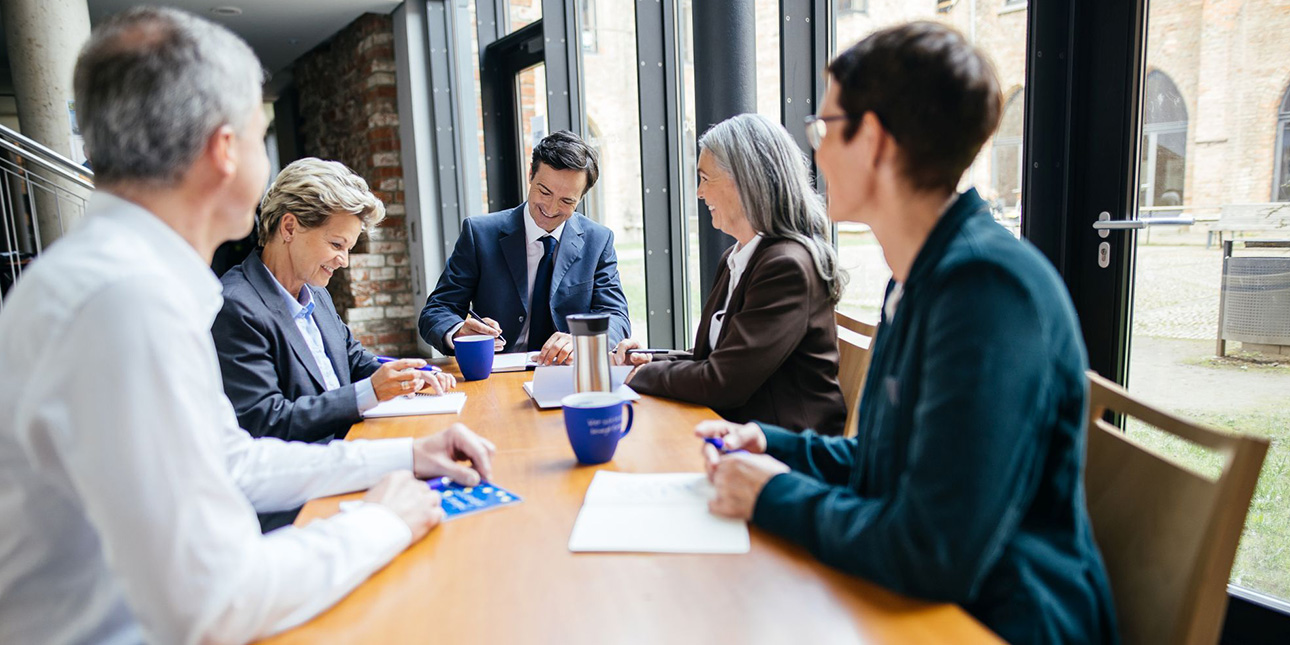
[1124,406,1290,600]
[616,242,648,341]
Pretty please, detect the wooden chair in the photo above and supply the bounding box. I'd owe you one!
[835,311,877,438]
[1083,371,1269,645]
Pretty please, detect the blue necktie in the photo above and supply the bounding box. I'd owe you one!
[528,235,557,350]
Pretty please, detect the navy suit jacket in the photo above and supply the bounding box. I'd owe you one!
[419,204,630,354]
[212,251,382,445]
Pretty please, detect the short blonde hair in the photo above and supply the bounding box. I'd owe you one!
[258,157,386,246]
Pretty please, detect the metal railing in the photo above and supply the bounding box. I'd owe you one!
[0,124,94,311]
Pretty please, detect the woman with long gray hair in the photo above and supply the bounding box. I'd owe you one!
[615,113,848,435]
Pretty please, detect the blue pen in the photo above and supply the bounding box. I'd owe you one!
[375,356,442,373]
[704,437,747,454]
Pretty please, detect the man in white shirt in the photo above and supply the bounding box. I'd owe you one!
[0,7,494,644]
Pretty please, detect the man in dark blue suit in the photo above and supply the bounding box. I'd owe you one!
[420,131,630,364]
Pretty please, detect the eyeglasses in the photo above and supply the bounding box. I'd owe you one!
[804,112,896,149]
[803,114,850,150]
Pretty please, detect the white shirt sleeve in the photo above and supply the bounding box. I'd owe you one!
[54,280,414,645]
[444,320,466,349]
[353,377,379,414]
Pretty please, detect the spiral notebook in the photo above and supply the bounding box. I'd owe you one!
[361,392,467,418]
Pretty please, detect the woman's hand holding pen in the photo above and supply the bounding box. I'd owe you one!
[694,420,785,520]
[612,338,653,367]
[371,359,430,401]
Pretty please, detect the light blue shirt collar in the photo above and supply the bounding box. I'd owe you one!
[271,276,315,320]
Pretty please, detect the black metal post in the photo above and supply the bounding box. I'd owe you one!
[636,0,687,348]
[779,0,829,159]
[541,0,584,136]
[691,0,754,299]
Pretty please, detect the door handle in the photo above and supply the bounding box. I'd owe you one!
[1092,218,1194,230]
[1090,212,1195,269]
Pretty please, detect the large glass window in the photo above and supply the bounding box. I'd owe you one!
[516,62,548,187]
[1140,70,1188,216]
[680,0,701,340]
[508,0,540,33]
[754,1,781,121]
[1274,86,1290,202]
[1126,0,1290,604]
[466,1,489,213]
[580,0,648,340]
[831,0,1030,323]
[992,90,1024,215]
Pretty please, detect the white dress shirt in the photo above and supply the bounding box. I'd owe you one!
[709,234,764,349]
[445,202,565,351]
[0,192,416,645]
[270,278,377,411]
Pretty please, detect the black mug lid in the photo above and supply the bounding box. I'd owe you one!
[566,313,610,335]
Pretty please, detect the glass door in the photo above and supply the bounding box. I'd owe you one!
[1122,0,1290,614]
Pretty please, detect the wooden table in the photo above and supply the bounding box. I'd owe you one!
[261,367,1000,644]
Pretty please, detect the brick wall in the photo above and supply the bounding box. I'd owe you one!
[294,13,418,357]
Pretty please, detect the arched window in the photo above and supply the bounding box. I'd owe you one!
[1140,71,1188,213]
[1274,85,1290,201]
[991,90,1024,212]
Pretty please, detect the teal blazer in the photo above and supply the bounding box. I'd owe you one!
[752,189,1118,644]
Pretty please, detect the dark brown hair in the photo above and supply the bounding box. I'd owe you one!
[529,130,600,195]
[827,21,1002,193]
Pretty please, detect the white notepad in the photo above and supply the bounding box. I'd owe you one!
[492,352,538,372]
[361,392,467,418]
[522,364,639,408]
[568,472,751,554]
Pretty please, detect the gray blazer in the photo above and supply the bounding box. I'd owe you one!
[211,251,381,444]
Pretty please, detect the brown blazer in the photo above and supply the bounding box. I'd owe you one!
[631,237,846,435]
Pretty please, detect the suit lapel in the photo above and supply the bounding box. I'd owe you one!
[244,252,327,390]
[500,205,530,311]
[550,215,585,303]
[310,286,352,387]
[714,241,772,350]
[693,249,733,359]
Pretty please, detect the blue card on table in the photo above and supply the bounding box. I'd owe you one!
[427,477,523,520]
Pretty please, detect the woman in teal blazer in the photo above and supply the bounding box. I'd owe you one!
[697,23,1118,644]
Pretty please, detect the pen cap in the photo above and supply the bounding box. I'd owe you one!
[566,314,611,393]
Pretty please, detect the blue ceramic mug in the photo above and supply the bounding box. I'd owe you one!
[455,335,495,381]
[561,392,634,464]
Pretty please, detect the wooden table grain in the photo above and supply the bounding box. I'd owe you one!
[259,366,1001,644]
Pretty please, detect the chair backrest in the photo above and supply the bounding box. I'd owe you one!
[1083,371,1268,645]
[835,311,877,438]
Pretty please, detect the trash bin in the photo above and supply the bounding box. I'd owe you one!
[1216,240,1290,357]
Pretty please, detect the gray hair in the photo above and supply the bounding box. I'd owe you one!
[73,7,264,186]
[259,158,386,246]
[699,114,847,302]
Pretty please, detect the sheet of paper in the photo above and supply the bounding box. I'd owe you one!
[568,472,750,554]
[361,392,466,418]
[492,352,538,372]
[524,365,638,408]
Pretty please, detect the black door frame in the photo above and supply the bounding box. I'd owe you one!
[479,20,544,213]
